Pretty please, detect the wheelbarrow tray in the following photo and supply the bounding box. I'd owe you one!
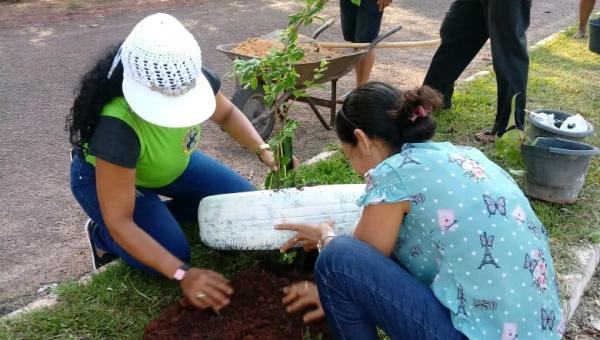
[216,42,367,87]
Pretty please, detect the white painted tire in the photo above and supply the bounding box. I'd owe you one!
[198,184,365,250]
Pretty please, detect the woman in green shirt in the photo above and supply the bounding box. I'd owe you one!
[68,13,276,312]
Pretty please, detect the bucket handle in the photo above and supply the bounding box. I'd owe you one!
[548,146,600,156]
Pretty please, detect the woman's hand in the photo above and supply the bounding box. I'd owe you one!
[258,149,278,171]
[259,150,301,172]
[282,281,324,323]
[179,267,234,312]
[275,221,334,253]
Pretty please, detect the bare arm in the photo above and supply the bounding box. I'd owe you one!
[210,92,276,167]
[95,158,233,310]
[95,158,183,277]
[276,201,410,256]
[352,201,410,256]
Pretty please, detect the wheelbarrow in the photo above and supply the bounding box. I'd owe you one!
[216,21,403,139]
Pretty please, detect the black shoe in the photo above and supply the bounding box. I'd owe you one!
[84,219,118,270]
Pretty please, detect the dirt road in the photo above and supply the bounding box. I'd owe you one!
[0,0,579,314]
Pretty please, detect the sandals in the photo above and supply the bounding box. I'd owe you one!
[475,125,521,144]
[474,130,498,143]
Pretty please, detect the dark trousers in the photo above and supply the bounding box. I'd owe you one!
[424,0,532,134]
[70,151,255,275]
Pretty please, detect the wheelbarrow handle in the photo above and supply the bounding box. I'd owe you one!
[367,25,403,53]
[311,18,335,39]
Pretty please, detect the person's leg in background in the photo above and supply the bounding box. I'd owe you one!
[480,0,531,141]
[575,0,597,38]
[70,153,190,274]
[339,0,383,88]
[423,0,489,109]
[315,236,466,340]
[353,0,384,86]
[355,50,376,87]
[157,151,255,222]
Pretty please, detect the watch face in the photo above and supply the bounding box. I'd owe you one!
[173,268,186,281]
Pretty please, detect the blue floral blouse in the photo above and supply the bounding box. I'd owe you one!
[357,142,563,340]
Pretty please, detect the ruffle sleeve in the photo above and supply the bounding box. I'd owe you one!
[357,162,410,206]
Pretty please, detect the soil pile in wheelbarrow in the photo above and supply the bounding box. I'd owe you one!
[143,266,331,340]
[231,38,340,63]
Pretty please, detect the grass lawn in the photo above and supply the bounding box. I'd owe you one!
[1,28,599,339]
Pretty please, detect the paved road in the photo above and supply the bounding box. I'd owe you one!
[0,0,579,313]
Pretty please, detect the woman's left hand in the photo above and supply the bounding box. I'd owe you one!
[282,280,324,323]
[275,221,334,253]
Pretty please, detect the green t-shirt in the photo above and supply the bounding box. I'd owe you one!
[84,68,220,188]
[351,0,361,5]
[85,97,203,188]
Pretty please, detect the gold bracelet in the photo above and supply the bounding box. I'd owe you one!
[317,232,336,253]
[255,143,270,156]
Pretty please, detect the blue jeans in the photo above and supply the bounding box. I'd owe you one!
[315,236,467,340]
[70,151,255,274]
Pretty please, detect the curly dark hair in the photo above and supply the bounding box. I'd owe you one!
[66,43,123,148]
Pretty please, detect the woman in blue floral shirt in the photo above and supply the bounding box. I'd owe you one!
[277,82,563,339]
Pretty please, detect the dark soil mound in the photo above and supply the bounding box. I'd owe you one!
[143,267,331,339]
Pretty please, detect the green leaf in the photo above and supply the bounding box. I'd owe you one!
[293,89,306,98]
[495,129,523,166]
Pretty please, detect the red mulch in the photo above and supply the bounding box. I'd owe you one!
[143,267,331,340]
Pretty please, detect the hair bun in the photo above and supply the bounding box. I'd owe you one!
[397,86,444,123]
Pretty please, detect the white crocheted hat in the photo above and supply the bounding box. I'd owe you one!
[112,13,215,128]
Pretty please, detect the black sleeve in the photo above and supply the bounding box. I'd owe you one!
[201,67,221,94]
[89,116,140,168]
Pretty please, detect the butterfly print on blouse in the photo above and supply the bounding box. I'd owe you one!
[541,308,556,331]
[409,193,426,204]
[527,220,548,239]
[409,245,423,258]
[482,194,507,218]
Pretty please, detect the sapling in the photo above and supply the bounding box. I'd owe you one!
[234,0,331,268]
[234,0,329,190]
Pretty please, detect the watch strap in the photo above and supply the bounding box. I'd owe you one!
[172,263,190,282]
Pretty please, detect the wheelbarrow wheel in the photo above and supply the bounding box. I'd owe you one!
[231,85,275,140]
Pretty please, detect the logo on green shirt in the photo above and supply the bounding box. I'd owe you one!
[182,126,201,155]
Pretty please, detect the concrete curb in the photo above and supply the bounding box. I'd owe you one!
[5,294,58,319]
[304,150,338,165]
[2,261,118,320]
[560,244,600,324]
